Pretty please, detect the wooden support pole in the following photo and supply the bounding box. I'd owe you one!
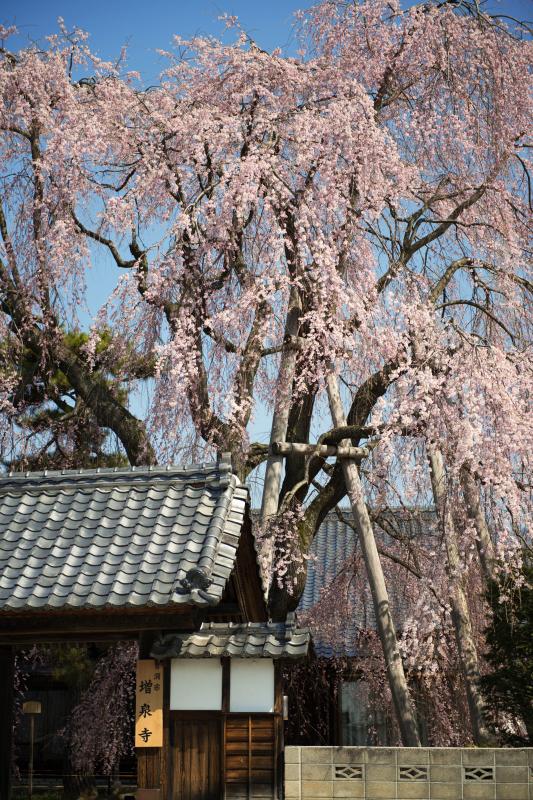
[325,372,421,747]
[271,441,370,459]
[29,715,35,800]
[0,646,15,800]
[136,633,162,794]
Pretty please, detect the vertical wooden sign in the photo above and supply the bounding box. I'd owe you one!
[135,659,163,748]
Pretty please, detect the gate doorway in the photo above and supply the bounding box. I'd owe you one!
[169,712,277,800]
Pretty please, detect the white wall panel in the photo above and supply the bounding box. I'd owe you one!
[230,659,274,712]
[170,658,222,710]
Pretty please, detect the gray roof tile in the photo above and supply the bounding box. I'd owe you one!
[151,614,310,659]
[298,510,437,657]
[0,461,251,612]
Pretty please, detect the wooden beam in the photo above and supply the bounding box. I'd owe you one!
[0,646,14,800]
[274,662,283,800]
[0,604,244,644]
[5,631,141,645]
[271,441,370,459]
[160,661,171,800]
[0,608,197,642]
[205,603,241,618]
[232,512,268,622]
[221,658,230,713]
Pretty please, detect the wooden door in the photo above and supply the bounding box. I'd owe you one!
[169,712,222,800]
[224,715,278,799]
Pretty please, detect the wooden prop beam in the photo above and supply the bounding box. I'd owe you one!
[271,441,370,459]
[325,372,421,746]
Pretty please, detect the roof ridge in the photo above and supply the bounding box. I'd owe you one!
[0,460,237,493]
[173,474,245,606]
[2,460,223,479]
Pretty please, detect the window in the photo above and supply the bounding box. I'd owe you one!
[170,658,222,710]
[340,681,391,745]
[230,659,274,712]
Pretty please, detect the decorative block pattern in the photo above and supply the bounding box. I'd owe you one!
[464,766,494,781]
[286,748,533,800]
[334,766,363,780]
[398,766,428,781]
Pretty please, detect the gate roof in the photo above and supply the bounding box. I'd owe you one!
[0,458,251,612]
[151,614,310,659]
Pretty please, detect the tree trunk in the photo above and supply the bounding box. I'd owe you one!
[260,287,301,526]
[62,755,95,800]
[427,445,492,745]
[326,373,421,747]
[460,462,496,584]
[57,344,157,467]
[62,683,96,800]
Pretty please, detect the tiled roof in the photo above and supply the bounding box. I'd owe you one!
[151,614,310,659]
[298,510,437,657]
[0,459,249,611]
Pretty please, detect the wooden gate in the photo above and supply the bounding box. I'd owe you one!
[169,712,222,800]
[224,715,278,799]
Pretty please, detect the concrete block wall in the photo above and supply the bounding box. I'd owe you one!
[284,746,533,800]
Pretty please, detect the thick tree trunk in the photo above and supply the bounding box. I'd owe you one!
[428,446,492,745]
[0,646,14,800]
[62,757,95,800]
[460,462,496,584]
[260,287,301,526]
[326,373,421,747]
[62,685,96,800]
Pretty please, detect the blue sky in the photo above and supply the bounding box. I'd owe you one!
[2,0,531,87]
[2,1,305,83]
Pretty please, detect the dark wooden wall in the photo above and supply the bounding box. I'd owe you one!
[170,713,222,800]
[137,748,162,790]
[0,646,14,800]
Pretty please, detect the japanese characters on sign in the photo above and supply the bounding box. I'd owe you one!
[135,659,163,748]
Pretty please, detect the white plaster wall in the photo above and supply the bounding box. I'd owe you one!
[170,658,222,710]
[230,658,274,713]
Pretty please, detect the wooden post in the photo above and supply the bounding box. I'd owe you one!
[0,646,15,800]
[160,661,171,800]
[325,373,421,747]
[274,662,283,800]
